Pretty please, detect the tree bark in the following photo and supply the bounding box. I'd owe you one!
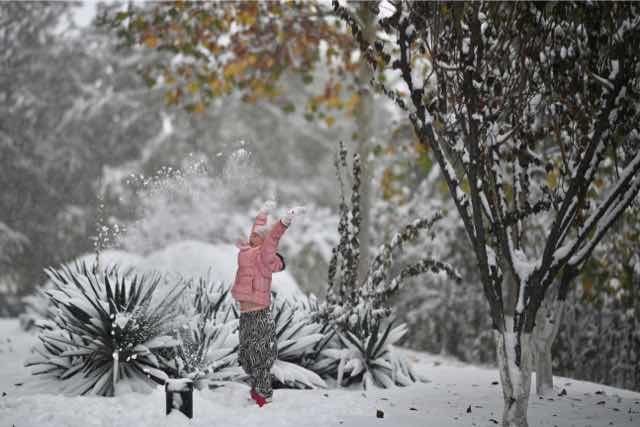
[532,297,565,396]
[354,2,374,283]
[495,319,533,427]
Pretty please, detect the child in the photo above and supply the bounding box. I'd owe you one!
[231,200,304,407]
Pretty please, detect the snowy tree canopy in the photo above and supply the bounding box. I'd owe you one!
[335,2,639,425]
[334,0,640,336]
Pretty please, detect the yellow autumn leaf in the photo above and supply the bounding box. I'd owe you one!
[186,81,200,95]
[223,61,245,80]
[144,34,159,49]
[325,115,336,127]
[165,89,181,106]
[547,168,559,189]
[462,178,471,194]
[238,10,256,27]
[193,101,205,113]
[414,142,428,154]
[209,78,223,96]
[344,92,360,113]
[326,95,342,109]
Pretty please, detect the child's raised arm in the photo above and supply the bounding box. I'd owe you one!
[251,200,276,235]
[260,206,306,265]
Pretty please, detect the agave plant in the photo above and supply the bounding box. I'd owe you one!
[167,275,240,385]
[25,262,184,396]
[19,254,139,332]
[322,315,422,389]
[270,294,330,389]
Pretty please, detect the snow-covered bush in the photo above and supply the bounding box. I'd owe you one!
[313,143,458,389]
[25,262,183,396]
[271,294,329,389]
[19,250,142,331]
[164,275,240,385]
[322,315,422,389]
[321,144,460,332]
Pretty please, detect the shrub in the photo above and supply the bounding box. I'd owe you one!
[25,262,183,396]
[317,143,458,388]
[322,314,422,389]
[271,294,329,389]
[166,275,240,385]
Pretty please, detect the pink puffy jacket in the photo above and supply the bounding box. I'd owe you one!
[230,212,287,308]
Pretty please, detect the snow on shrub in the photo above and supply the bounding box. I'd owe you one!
[323,315,421,389]
[19,250,142,331]
[25,262,183,396]
[271,294,330,389]
[314,143,457,389]
[165,275,241,385]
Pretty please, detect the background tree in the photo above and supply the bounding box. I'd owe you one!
[334,1,640,425]
[0,2,166,313]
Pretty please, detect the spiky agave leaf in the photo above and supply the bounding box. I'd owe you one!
[271,294,328,389]
[164,273,240,386]
[25,261,183,396]
[322,316,421,389]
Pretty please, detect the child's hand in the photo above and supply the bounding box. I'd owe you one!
[259,200,277,214]
[282,206,307,226]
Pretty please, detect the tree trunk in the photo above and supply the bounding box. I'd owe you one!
[495,320,533,427]
[355,2,374,283]
[532,298,565,396]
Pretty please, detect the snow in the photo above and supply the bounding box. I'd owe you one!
[511,249,538,313]
[138,240,304,300]
[44,241,303,302]
[609,60,619,80]
[2,319,639,426]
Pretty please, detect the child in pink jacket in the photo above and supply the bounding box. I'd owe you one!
[231,200,303,406]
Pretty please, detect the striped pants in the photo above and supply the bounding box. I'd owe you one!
[238,307,277,398]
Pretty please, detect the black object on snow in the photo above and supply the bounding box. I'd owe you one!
[466,405,472,413]
[376,409,384,418]
[165,379,194,419]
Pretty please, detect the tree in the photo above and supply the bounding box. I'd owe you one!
[0,2,168,311]
[334,1,640,426]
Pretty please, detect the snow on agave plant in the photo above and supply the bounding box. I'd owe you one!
[271,294,329,389]
[25,262,184,396]
[167,275,240,385]
[323,316,422,389]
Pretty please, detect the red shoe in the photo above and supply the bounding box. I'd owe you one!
[250,389,270,407]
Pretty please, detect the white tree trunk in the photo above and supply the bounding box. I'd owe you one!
[532,298,565,396]
[495,321,532,427]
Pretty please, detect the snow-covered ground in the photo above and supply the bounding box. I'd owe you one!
[1,319,638,427]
